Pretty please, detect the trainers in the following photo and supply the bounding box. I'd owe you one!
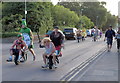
[6,59,12,62]
[42,64,48,68]
[53,64,57,68]
[33,56,36,61]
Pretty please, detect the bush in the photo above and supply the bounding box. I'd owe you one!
[2,32,19,38]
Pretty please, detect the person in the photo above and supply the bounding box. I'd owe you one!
[50,26,64,47]
[50,26,64,62]
[93,26,99,41]
[19,19,36,61]
[81,29,86,41]
[104,26,115,52]
[91,27,95,37]
[115,27,120,52]
[41,37,57,68]
[76,29,82,43]
[6,34,28,62]
[99,29,103,38]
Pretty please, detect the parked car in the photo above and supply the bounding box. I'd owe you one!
[45,30,53,37]
[86,29,91,36]
[63,28,77,40]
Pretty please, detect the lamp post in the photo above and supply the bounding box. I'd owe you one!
[25,0,27,21]
[96,16,98,27]
[80,9,83,28]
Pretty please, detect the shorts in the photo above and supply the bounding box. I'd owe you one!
[24,40,34,49]
[77,36,82,39]
[28,45,34,49]
[10,49,20,55]
[107,38,113,45]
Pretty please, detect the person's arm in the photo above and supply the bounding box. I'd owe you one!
[50,32,53,41]
[23,41,28,50]
[104,31,107,41]
[11,40,16,49]
[59,32,65,47]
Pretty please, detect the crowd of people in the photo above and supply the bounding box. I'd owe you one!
[6,19,120,68]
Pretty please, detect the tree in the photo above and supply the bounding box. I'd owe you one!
[102,12,117,31]
[2,14,23,32]
[76,15,94,29]
[51,5,79,29]
[80,2,107,28]
[58,1,117,30]
[58,2,82,15]
[2,2,54,34]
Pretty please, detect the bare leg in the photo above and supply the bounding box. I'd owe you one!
[53,54,56,65]
[29,48,36,56]
[7,50,13,61]
[110,45,112,50]
[10,50,13,56]
[29,48,36,61]
[43,54,46,64]
[107,45,110,51]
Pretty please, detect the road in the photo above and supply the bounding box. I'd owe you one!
[2,37,107,81]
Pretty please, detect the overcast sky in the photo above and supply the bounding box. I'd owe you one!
[98,0,119,16]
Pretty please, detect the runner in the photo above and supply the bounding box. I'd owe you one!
[76,29,82,43]
[104,26,115,52]
[19,19,36,61]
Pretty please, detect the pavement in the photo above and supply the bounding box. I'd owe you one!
[74,42,119,81]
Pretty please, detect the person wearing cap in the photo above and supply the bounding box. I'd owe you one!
[104,26,115,52]
[19,19,36,61]
[6,34,28,62]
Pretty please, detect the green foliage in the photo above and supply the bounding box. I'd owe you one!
[102,13,117,30]
[80,2,107,28]
[2,1,117,36]
[26,2,54,33]
[0,21,2,38]
[76,15,94,29]
[2,2,25,17]
[51,5,79,28]
[58,2,117,30]
[58,2,82,15]
[2,32,19,38]
[2,2,54,34]
[2,14,23,32]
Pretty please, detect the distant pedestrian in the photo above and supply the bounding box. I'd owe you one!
[76,29,82,43]
[104,26,115,52]
[99,29,102,38]
[115,27,120,52]
[92,26,99,42]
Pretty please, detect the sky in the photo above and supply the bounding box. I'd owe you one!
[51,0,119,16]
[98,0,119,16]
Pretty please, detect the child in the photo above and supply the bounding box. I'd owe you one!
[41,37,57,68]
[6,34,28,62]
